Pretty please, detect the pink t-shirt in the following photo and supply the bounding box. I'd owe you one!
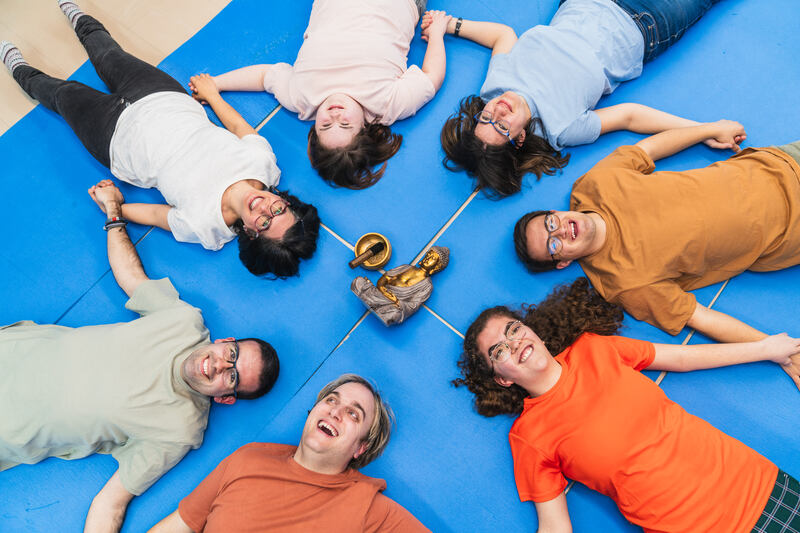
[264,0,435,125]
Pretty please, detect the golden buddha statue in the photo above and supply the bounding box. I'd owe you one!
[351,246,450,326]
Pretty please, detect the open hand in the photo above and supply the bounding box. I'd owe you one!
[88,179,124,214]
[421,10,452,42]
[188,73,219,104]
[702,119,746,153]
[760,333,800,391]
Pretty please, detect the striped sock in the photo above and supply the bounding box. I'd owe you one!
[0,41,28,74]
[57,0,85,29]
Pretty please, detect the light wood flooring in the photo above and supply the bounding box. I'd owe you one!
[0,0,232,135]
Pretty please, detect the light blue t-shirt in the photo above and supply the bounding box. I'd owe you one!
[480,0,644,150]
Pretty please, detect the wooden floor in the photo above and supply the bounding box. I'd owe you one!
[0,0,232,135]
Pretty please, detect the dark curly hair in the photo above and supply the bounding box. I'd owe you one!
[235,189,320,278]
[307,121,403,189]
[440,95,570,198]
[513,210,560,273]
[453,277,623,417]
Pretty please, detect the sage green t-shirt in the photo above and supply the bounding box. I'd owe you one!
[0,278,211,495]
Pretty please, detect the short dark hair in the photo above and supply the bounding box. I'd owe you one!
[453,278,623,417]
[441,95,570,198]
[307,121,402,189]
[513,210,559,272]
[235,189,320,278]
[236,337,280,400]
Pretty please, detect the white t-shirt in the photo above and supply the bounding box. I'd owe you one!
[264,0,435,125]
[109,92,281,250]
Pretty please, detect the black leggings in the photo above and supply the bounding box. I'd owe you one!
[13,16,186,167]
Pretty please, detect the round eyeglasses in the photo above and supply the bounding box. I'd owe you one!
[474,111,517,146]
[489,320,525,363]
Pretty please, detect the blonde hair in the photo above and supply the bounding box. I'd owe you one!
[315,374,395,469]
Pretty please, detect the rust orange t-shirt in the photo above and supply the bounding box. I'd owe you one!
[570,145,800,335]
[509,333,777,533]
[179,443,429,533]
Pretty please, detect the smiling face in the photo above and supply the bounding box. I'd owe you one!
[240,188,297,241]
[180,338,264,403]
[314,93,366,149]
[298,382,376,471]
[474,91,532,147]
[524,210,600,268]
[476,316,553,388]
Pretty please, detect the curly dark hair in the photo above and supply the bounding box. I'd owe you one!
[440,95,570,198]
[307,121,403,189]
[453,278,623,417]
[234,189,321,278]
[513,210,560,273]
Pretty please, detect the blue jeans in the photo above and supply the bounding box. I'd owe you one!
[13,16,186,167]
[610,0,722,62]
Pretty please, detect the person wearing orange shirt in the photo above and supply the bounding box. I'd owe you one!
[148,374,429,533]
[454,278,800,533]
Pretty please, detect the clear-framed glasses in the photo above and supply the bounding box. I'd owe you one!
[544,213,562,260]
[254,199,291,233]
[225,340,240,399]
[474,111,517,146]
[489,320,525,363]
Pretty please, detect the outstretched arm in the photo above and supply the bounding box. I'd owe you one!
[422,12,517,56]
[84,471,135,533]
[148,510,194,533]
[687,303,767,343]
[596,104,745,151]
[189,74,258,138]
[650,321,800,391]
[635,120,746,162]
[209,64,273,92]
[534,493,572,533]
[419,10,451,91]
[88,180,150,298]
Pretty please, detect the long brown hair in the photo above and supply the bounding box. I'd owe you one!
[308,121,402,189]
[440,95,570,198]
[453,278,623,417]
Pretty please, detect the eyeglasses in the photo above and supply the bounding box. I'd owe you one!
[543,213,562,260]
[474,110,517,146]
[488,320,525,363]
[225,340,240,399]
[254,199,291,233]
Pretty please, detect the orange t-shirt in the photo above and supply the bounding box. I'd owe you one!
[179,443,429,533]
[571,145,800,335]
[509,333,777,533]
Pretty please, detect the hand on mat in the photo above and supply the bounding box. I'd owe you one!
[88,179,124,214]
[189,73,219,105]
[421,10,452,42]
[702,119,746,153]
[760,333,800,391]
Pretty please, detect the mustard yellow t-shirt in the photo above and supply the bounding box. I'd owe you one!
[571,145,800,335]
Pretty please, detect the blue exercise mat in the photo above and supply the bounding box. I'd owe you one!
[3,0,800,531]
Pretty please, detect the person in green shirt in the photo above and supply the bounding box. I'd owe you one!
[0,180,280,533]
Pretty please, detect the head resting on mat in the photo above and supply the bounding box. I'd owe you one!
[234,188,320,278]
[180,337,279,403]
[514,209,605,273]
[308,94,402,190]
[453,278,623,417]
[295,374,394,473]
[440,95,570,197]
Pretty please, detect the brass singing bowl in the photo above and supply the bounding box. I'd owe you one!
[354,233,392,270]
